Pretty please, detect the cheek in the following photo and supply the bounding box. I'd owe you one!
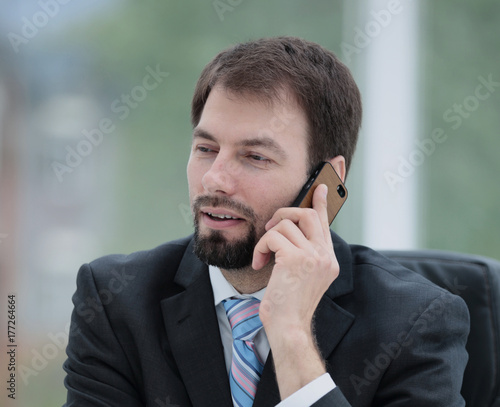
[271,177,304,205]
[186,166,201,202]
[254,184,301,222]
[186,159,202,187]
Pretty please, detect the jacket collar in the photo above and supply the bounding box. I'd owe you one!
[327,230,354,299]
[161,239,233,406]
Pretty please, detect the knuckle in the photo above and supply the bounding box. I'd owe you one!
[313,244,329,259]
[319,256,333,271]
[280,218,295,229]
[302,254,319,273]
[266,229,280,240]
[303,207,318,219]
[314,247,338,276]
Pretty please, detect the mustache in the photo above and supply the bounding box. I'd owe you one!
[192,195,256,221]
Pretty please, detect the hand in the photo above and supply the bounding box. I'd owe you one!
[252,184,340,398]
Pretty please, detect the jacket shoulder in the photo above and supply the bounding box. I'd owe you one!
[92,235,191,268]
[82,235,195,290]
[349,243,453,295]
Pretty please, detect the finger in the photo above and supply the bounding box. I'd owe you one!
[265,207,322,241]
[266,184,329,241]
[267,218,309,248]
[252,230,294,270]
[311,184,332,241]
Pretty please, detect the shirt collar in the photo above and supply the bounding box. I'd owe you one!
[209,265,266,306]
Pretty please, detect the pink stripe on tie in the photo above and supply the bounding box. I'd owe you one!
[232,363,258,395]
[229,303,260,327]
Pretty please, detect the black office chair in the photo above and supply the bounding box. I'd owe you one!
[381,250,500,407]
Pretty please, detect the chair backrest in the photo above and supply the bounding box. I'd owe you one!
[380,249,500,407]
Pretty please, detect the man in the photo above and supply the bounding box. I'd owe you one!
[63,37,469,406]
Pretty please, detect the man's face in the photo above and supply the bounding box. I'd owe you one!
[187,86,310,270]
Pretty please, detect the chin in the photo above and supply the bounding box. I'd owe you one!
[193,224,257,270]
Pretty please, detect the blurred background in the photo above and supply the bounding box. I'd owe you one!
[0,1,498,405]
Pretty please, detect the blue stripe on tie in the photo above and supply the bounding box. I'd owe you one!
[233,344,262,379]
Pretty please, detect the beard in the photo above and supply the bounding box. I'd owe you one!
[192,195,260,270]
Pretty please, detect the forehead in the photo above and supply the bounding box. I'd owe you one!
[195,86,309,151]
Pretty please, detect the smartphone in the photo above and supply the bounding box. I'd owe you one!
[291,162,348,225]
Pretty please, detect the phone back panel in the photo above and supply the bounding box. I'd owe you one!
[294,162,348,225]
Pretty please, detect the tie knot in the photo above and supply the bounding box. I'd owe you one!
[223,298,263,341]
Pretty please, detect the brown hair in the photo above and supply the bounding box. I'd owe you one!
[191,36,362,175]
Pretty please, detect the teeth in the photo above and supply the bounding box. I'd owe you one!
[207,212,238,220]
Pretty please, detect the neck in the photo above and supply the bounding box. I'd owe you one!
[221,263,273,294]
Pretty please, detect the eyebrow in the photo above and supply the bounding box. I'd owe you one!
[192,127,288,160]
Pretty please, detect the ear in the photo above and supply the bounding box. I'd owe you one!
[328,156,346,183]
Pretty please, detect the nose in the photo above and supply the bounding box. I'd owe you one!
[201,156,237,195]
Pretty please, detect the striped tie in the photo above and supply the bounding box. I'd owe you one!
[223,298,264,407]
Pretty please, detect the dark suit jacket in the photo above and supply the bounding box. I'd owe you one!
[63,232,469,406]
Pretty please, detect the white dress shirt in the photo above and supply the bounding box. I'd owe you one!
[209,265,335,406]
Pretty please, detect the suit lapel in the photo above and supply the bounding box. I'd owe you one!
[253,352,281,406]
[161,241,232,406]
[315,231,356,359]
[315,296,355,361]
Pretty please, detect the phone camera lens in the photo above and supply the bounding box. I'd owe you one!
[337,185,346,198]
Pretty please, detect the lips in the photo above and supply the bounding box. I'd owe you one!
[193,196,256,232]
[205,212,238,220]
[201,208,244,221]
[200,207,245,230]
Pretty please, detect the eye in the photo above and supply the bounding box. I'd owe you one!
[195,144,217,154]
[249,154,268,161]
[245,152,273,166]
